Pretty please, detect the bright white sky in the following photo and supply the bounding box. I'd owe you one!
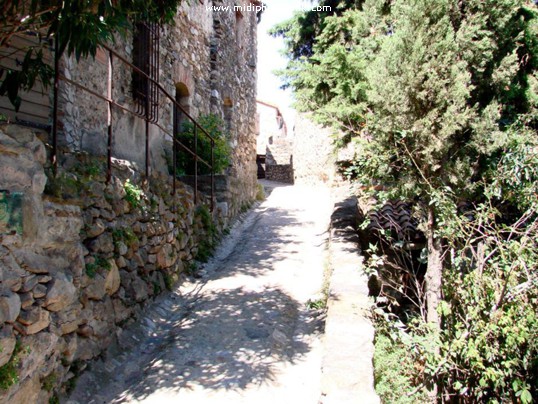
[257,0,315,129]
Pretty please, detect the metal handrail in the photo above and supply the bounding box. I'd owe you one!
[51,42,215,210]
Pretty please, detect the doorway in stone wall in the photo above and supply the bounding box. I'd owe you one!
[174,83,191,132]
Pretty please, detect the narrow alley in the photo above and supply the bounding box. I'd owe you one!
[68,182,337,403]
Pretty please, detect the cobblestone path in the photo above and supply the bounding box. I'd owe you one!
[69,182,334,403]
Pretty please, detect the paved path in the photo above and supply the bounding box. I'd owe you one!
[69,182,334,403]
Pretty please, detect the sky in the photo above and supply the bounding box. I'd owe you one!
[256,0,314,129]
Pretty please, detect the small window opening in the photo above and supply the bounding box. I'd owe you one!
[132,22,160,122]
[223,97,233,135]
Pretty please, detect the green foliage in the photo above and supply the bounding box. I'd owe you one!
[44,172,82,199]
[0,0,183,108]
[277,0,538,401]
[305,298,325,310]
[175,114,231,176]
[255,183,265,201]
[74,160,103,180]
[41,372,57,392]
[123,179,144,209]
[184,261,198,277]
[0,340,22,390]
[373,318,429,403]
[152,281,161,295]
[195,204,213,230]
[431,134,538,401]
[0,48,53,111]
[192,205,218,263]
[163,273,174,291]
[112,227,137,248]
[85,256,111,278]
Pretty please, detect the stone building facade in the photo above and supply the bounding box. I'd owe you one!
[0,1,260,401]
[57,0,259,217]
[256,100,294,183]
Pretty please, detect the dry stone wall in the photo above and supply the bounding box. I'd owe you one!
[0,124,225,403]
[293,113,337,186]
[209,0,259,205]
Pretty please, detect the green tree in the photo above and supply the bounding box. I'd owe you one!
[362,0,537,327]
[270,0,389,145]
[274,0,538,399]
[0,0,183,109]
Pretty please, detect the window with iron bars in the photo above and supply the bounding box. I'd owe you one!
[132,22,160,123]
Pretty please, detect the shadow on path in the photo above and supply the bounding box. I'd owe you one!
[112,285,319,402]
[69,187,330,403]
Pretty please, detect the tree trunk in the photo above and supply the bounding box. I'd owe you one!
[426,206,443,402]
[426,206,443,327]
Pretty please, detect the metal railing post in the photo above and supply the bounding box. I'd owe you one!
[194,124,198,205]
[145,83,150,178]
[172,105,177,196]
[107,50,113,183]
[211,139,215,212]
[51,35,60,175]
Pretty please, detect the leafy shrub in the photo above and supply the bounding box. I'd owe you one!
[175,114,230,175]
[371,133,538,403]
[373,317,429,404]
[123,179,144,209]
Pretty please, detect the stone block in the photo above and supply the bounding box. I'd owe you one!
[13,250,59,274]
[32,284,47,299]
[20,275,38,293]
[84,274,106,301]
[41,202,83,246]
[19,292,34,309]
[2,376,40,404]
[45,273,78,312]
[17,306,50,334]
[15,332,57,382]
[0,292,21,323]
[0,325,16,367]
[105,259,121,296]
[87,232,114,254]
[130,277,149,302]
[0,248,26,291]
[52,310,82,336]
[86,218,106,238]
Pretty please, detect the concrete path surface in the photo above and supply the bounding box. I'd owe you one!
[69,182,335,403]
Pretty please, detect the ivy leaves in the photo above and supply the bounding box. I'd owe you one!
[0,47,53,111]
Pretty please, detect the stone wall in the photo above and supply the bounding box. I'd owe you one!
[293,113,337,186]
[57,0,259,206]
[179,174,255,223]
[265,165,294,184]
[266,137,294,184]
[0,124,225,402]
[209,0,259,208]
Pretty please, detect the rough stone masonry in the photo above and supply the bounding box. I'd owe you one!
[0,1,261,401]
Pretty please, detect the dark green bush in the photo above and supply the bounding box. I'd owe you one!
[175,114,230,175]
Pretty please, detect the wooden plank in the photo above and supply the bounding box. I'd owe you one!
[0,105,50,126]
[0,100,50,119]
[0,34,53,70]
[0,33,53,127]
